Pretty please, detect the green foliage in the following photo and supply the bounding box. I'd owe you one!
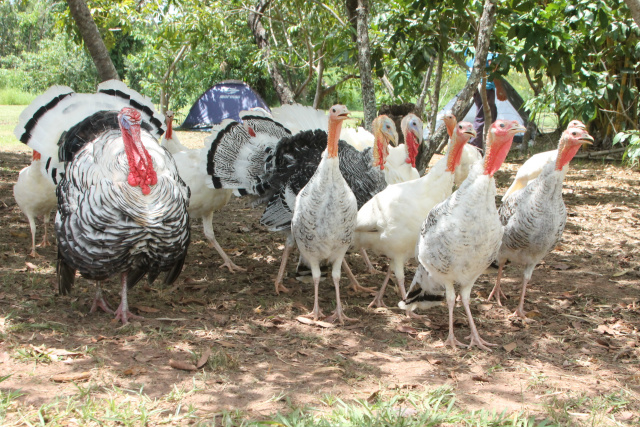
[613,130,640,168]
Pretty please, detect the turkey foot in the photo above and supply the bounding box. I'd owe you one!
[360,249,384,275]
[90,290,114,314]
[342,260,375,293]
[113,304,144,325]
[219,259,246,273]
[487,282,507,306]
[324,309,357,325]
[464,332,498,351]
[443,333,468,349]
[405,310,427,320]
[367,292,388,309]
[509,307,534,323]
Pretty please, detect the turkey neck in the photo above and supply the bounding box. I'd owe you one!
[326,117,343,159]
[405,131,419,168]
[445,133,465,173]
[556,138,581,171]
[483,133,512,177]
[121,120,157,195]
[165,117,173,140]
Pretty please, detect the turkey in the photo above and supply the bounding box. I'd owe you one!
[381,114,421,185]
[206,106,395,294]
[503,120,586,198]
[441,110,482,187]
[15,81,190,324]
[13,151,57,258]
[291,105,357,324]
[412,120,526,350]
[160,110,189,153]
[161,113,242,272]
[488,126,594,318]
[354,121,476,311]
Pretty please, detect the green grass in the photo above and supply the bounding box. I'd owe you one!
[0,104,28,152]
[0,385,575,426]
[0,88,35,106]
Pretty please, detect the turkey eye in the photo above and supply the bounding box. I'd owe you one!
[332,108,336,112]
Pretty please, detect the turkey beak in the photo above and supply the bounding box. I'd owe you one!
[388,128,399,147]
[580,134,594,145]
[464,129,477,138]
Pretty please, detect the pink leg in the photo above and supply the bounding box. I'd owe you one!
[203,213,245,273]
[325,261,357,324]
[301,264,324,321]
[509,268,534,321]
[443,283,467,349]
[274,238,294,295]
[90,283,114,314]
[113,272,144,325]
[343,259,375,293]
[368,265,392,308]
[361,249,383,274]
[487,260,507,306]
[460,286,497,351]
[38,212,51,248]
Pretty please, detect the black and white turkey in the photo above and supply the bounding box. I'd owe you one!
[14,81,190,324]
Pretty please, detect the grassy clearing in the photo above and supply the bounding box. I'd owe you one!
[0,383,568,426]
[0,105,28,152]
[0,89,35,106]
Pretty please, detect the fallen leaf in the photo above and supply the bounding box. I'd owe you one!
[477,304,493,312]
[295,316,336,328]
[596,324,617,336]
[134,306,160,313]
[612,270,630,277]
[367,390,381,404]
[169,360,197,371]
[310,366,344,375]
[216,340,237,348]
[426,357,442,365]
[503,342,517,353]
[472,374,490,382]
[253,306,262,314]
[25,262,37,271]
[526,310,542,318]
[133,353,153,363]
[51,372,92,382]
[10,231,28,238]
[196,348,211,369]
[396,325,418,335]
[271,316,286,324]
[551,263,571,270]
[610,207,627,213]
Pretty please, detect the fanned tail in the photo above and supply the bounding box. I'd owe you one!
[15,81,165,164]
[205,116,290,194]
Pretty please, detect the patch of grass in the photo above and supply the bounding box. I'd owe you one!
[0,89,35,106]
[257,388,554,426]
[544,389,632,427]
[206,349,240,372]
[0,104,28,152]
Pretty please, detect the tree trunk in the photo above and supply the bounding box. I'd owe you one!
[159,43,190,114]
[415,0,497,173]
[248,0,295,104]
[429,47,444,136]
[623,0,640,28]
[415,61,433,115]
[355,0,376,131]
[66,0,119,82]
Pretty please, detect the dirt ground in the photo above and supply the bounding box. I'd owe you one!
[0,136,639,425]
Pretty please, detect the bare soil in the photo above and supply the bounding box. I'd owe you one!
[1,138,639,424]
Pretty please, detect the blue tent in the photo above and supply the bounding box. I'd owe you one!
[180,80,270,130]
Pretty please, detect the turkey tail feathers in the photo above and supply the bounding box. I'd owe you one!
[205,117,290,195]
[270,104,329,134]
[56,250,76,296]
[97,80,166,138]
[15,81,165,162]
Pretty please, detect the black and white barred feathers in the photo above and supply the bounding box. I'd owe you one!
[205,105,386,232]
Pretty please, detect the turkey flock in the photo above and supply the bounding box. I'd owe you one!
[12,81,593,351]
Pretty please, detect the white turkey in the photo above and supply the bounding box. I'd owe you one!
[161,113,242,272]
[488,126,593,318]
[205,106,395,294]
[291,105,357,323]
[412,120,526,350]
[502,120,586,198]
[354,121,476,311]
[441,110,482,187]
[15,81,190,324]
[13,151,57,257]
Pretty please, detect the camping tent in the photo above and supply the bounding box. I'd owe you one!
[424,89,526,139]
[180,80,270,130]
